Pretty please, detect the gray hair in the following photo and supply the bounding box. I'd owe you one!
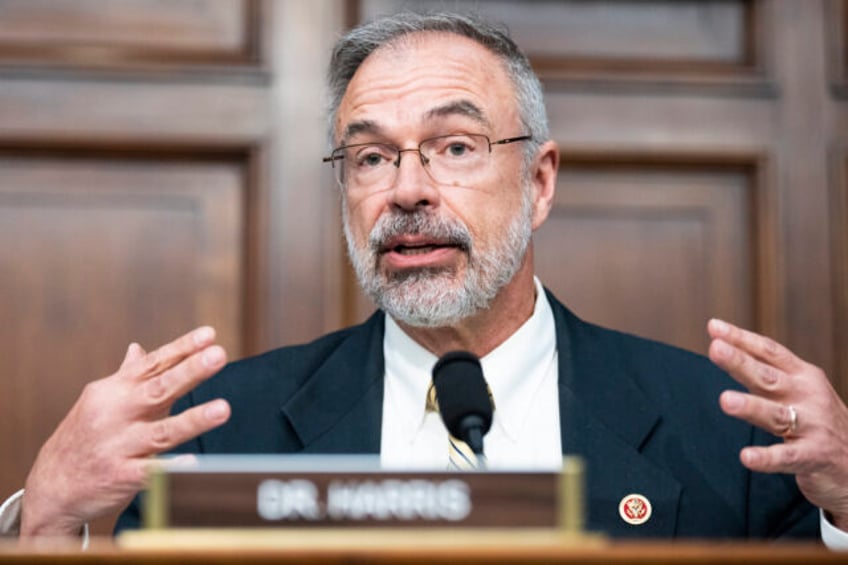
[326,12,549,165]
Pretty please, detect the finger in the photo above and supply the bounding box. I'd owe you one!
[120,343,146,370]
[126,326,217,382]
[141,345,227,411]
[708,319,802,373]
[738,443,814,476]
[709,338,787,398]
[131,399,231,457]
[719,390,798,438]
[163,454,199,469]
[137,454,200,481]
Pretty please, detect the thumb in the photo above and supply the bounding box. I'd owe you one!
[120,342,147,370]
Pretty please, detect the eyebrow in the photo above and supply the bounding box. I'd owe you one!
[424,100,492,130]
[341,120,383,144]
[339,100,492,145]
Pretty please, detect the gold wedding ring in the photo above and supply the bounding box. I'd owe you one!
[782,405,798,437]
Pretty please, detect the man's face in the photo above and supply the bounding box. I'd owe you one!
[336,32,535,327]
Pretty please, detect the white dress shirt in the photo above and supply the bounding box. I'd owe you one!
[0,490,88,546]
[380,276,561,471]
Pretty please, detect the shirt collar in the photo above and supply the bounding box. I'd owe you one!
[383,277,557,441]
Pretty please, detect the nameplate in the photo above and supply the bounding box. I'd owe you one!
[144,455,584,531]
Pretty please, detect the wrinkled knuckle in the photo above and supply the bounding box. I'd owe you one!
[149,421,171,450]
[144,375,169,404]
[781,444,801,467]
[771,408,788,432]
[758,365,781,391]
[761,336,781,358]
[138,351,164,379]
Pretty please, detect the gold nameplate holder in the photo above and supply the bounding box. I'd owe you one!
[120,455,598,549]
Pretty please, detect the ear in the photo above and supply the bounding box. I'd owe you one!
[528,140,559,231]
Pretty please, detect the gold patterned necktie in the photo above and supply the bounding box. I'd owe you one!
[426,382,492,470]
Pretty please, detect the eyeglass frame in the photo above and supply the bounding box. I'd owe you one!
[322,133,533,190]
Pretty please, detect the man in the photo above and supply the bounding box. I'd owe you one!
[6,12,848,542]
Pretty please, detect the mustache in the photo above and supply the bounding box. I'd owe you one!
[368,211,472,253]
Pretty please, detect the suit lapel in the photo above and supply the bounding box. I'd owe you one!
[281,313,386,454]
[550,291,682,537]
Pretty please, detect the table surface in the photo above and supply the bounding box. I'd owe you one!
[2,529,848,564]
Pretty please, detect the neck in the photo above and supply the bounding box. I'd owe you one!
[396,252,538,358]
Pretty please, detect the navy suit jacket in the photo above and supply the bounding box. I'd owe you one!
[117,291,818,539]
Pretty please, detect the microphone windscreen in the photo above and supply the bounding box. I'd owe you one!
[431,351,493,438]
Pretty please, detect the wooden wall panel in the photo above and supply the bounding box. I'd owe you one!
[834,4,848,401]
[0,150,247,502]
[774,1,836,389]
[0,0,262,69]
[0,1,348,535]
[354,0,770,90]
[827,0,848,95]
[831,152,848,399]
[536,156,768,355]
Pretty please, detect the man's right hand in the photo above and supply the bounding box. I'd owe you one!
[19,326,230,538]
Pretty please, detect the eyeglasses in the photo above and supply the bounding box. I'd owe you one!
[322,133,532,191]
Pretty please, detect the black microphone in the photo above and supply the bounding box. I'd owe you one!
[431,351,493,456]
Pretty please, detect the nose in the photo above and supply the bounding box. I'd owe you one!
[388,148,441,211]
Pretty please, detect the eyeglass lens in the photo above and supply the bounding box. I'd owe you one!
[333,133,492,190]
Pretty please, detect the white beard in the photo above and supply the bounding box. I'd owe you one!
[343,189,533,328]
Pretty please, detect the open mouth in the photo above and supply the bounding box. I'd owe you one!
[388,242,462,256]
[380,234,467,256]
[375,234,469,271]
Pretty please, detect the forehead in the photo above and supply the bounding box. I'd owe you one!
[335,32,520,142]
